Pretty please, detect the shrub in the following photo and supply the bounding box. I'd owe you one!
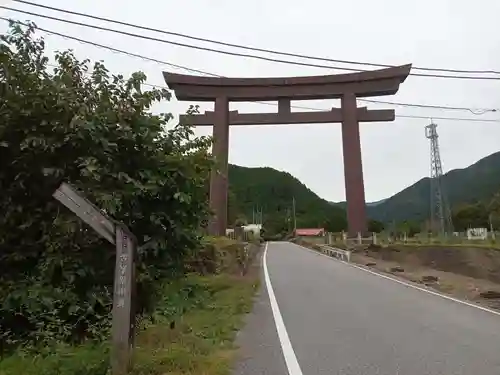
[0,21,212,352]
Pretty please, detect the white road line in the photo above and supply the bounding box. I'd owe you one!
[263,242,303,375]
[292,242,500,317]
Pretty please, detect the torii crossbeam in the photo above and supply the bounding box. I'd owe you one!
[164,64,412,237]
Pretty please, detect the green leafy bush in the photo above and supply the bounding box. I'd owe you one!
[0,21,212,352]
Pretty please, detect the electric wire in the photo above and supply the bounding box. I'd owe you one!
[3,5,500,82]
[12,0,500,76]
[2,17,499,123]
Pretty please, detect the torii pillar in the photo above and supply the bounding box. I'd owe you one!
[341,92,368,237]
[209,97,230,236]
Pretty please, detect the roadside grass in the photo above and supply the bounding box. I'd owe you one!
[0,343,110,375]
[133,274,259,375]
[0,238,261,375]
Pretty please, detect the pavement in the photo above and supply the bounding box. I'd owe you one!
[232,241,500,375]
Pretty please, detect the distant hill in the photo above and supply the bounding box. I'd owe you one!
[367,151,500,223]
[333,198,387,209]
[227,151,500,233]
[228,164,346,234]
[368,198,388,207]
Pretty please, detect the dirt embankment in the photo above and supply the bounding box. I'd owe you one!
[352,244,500,310]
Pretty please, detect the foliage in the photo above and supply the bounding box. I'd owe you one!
[233,216,247,227]
[227,164,347,235]
[0,343,110,375]
[452,202,489,230]
[0,22,213,352]
[366,151,500,225]
[184,236,258,276]
[0,237,260,375]
[0,275,257,375]
[451,191,500,231]
[367,219,385,233]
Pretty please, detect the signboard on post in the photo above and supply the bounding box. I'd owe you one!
[111,224,136,374]
[52,182,136,375]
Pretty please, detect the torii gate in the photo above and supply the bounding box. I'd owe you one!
[164,64,412,237]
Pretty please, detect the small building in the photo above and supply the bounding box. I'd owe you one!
[295,228,325,237]
[226,223,262,238]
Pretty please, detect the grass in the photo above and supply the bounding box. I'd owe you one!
[0,343,110,375]
[132,274,259,375]
[0,238,261,375]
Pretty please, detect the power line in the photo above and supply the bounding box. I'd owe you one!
[359,99,496,115]
[0,17,216,76]
[396,114,500,123]
[277,102,500,122]
[3,5,500,82]
[2,17,494,114]
[12,0,500,77]
[2,18,499,124]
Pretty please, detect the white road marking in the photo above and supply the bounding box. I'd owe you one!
[293,242,500,317]
[263,242,304,375]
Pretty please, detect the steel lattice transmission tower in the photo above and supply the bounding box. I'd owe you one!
[425,122,453,236]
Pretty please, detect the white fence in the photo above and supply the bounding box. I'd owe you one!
[325,231,377,248]
[316,244,351,262]
[324,230,500,247]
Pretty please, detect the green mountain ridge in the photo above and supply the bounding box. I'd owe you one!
[227,164,347,233]
[367,151,500,223]
[227,151,500,234]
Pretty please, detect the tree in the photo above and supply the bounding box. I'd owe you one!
[397,221,420,236]
[487,191,500,230]
[368,219,385,233]
[0,22,213,350]
[452,202,489,231]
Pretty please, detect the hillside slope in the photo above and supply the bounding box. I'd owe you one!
[367,151,500,223]
[227,164,347,233]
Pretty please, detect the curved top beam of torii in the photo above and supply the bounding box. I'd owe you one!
[163,64,412,102]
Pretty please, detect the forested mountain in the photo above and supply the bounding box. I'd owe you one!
[228,151,500,234]
[366,151,500,224]
[227,164,347,234]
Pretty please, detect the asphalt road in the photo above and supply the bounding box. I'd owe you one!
[233,241,500,375]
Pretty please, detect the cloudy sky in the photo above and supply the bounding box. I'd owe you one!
[2,0,500,203]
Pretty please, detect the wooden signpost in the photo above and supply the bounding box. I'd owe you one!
[53,182,136,375]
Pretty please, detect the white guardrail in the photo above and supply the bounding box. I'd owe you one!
[317,244,351,262]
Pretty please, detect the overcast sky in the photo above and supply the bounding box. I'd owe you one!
[2,0,500,202]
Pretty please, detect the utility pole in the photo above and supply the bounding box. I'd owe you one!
[491,214,497,240]
[292,196,297,234]
[252,205,263,225]
[286,208,291,233]
[425,121,453,236]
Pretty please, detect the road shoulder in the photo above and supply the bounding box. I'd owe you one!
[231,250,288,375]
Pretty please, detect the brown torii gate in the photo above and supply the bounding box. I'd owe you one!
[164,64,412,237]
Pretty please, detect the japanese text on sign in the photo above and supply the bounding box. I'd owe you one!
[116,233,129,308]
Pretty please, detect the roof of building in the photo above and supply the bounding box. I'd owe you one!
[295,228,325,236]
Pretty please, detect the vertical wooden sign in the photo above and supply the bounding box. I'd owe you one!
[111,224,136,375]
